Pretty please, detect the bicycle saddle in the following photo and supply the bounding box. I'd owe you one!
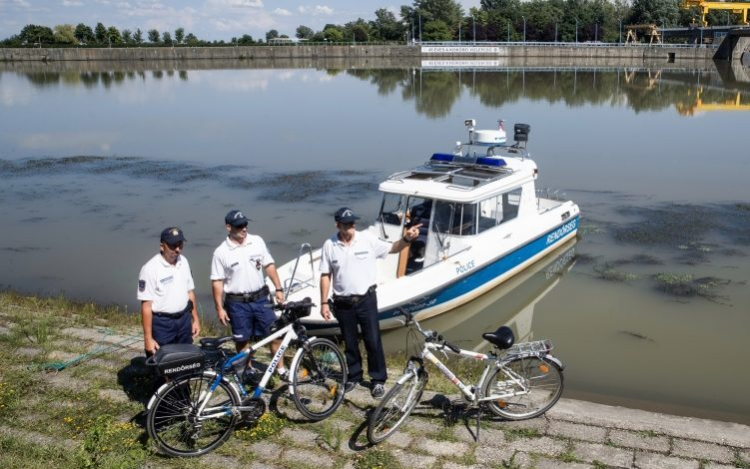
[482,326,515,349]
[199,336,233,349]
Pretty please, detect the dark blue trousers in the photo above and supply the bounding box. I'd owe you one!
[333,291,387,385]
[146,312,192,357]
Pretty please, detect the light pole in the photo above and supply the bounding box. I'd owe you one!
[662,18,667,43]
[619,18,622,45]
[595,22,598,42]
[522,16,526,43]
[473,15,476,44]
[575,17,579,43]
[459,19,462,43]
[555,22,558,42]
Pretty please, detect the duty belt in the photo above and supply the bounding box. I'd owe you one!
[226,286,270,303]
[333,285,376,307]
[153,300,193,318]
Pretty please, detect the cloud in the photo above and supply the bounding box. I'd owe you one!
[62,0,84,6]
[207,0,263,7]
[298,5,334,16]
[272,8,291,17]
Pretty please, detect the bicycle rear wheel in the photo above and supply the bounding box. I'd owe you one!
[289,337,346,421]
[483,356,563,420]
[147,371,240,457]
[367,364,427,444]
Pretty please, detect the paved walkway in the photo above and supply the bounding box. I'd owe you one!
[5,322,750,468]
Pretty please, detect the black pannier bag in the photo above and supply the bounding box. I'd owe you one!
[149,343,206,378]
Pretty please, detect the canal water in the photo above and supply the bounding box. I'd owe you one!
[1,60,748,424]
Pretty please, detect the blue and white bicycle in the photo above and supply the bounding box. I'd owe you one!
[146,299,346,457]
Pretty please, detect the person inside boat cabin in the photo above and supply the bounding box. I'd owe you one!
[210,210,287,376]
[319,207,421,399]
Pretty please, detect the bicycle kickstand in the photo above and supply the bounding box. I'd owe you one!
[474,404,484,443]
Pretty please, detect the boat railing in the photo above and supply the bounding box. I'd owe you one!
[282,243,316,299]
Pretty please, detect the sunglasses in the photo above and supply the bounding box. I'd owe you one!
[233,223,248,230]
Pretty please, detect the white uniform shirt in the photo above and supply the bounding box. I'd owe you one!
[137,253,195,314]
[319,230,391,296]
[210,235,275,294]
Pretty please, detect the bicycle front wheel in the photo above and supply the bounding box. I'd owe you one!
[147,371,240,457]
[289,338,347,421]
[483,356,563,420]
[367,365,427,444]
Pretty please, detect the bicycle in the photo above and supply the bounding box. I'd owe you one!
[145,298,347,457]
[367,310,564,444]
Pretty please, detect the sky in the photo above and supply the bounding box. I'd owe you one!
[1,0,481,42]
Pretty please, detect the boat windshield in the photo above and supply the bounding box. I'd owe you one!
[378,193,406,226]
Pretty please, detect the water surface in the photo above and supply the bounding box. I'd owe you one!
[1,59,748,424]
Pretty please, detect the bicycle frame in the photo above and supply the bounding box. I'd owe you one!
[407,341,534,406]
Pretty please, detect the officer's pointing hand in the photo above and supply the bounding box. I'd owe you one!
[407,224,422,241]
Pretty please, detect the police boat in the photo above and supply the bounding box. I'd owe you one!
[271,119,580,334]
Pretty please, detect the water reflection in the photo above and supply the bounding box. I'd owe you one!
[381,240,577,353]
[6,60,749,118]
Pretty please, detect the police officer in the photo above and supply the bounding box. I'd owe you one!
[320,207,421,398]
[211,210,286,374]
[138,227,201,356]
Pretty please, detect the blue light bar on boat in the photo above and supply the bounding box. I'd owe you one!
[476,157,506,167]
[431,153,454,162]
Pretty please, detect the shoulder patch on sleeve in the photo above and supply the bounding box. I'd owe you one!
[138,280,146,292]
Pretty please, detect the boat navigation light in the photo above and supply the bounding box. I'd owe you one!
[464,119,476,128]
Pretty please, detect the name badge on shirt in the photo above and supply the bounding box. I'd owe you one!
[160,275,174,284]
[230,262,239,268]
[251,257,262,270]
[355,250,369,259]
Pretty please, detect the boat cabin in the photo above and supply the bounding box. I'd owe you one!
[374,122,539,279]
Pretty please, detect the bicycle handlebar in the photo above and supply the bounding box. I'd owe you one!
[399,308,461,353]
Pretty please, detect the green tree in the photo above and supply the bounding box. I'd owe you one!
[406,0,464,39]
[175,27,185,44]
[296,25,315,39]
[628,0,680,26]
[185,32,198,45]
[238,34,254,44]
[74,23,94,43]
[423,19,452,40]
[107,26,122,45]
[370,8,405,41]
[323,25,344,42]
[133,28,143,44]
[147,29,160,43]
[122,29,132,43]
[94,22,107,43]
[53,24,77,44]
[265,29,279,41]
[19,24,54,45]
[162,31,172,44]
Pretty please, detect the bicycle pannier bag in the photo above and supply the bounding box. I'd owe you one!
[153,343,205,378]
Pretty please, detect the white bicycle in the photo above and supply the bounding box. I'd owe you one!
[367,310,564,444]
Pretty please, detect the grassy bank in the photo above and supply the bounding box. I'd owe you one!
[0,290,541,469]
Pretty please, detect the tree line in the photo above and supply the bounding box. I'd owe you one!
[2,0,744,47]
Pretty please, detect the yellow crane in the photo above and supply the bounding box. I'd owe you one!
[682,0,750,26]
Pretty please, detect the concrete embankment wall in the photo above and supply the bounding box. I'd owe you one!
[0,44,716,66]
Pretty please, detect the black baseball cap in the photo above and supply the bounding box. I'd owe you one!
[334,207,360,224]
[160,227,186,244]
[225,210,250,227]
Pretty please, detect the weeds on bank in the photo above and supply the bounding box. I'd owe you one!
[353,447,402,469]
[316,421,345,452]
[505,428,541,441]
[76,415,146,469]
[234,413,289,443]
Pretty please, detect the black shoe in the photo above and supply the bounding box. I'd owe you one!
[371,383,385,399]
[344,381,359,394]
